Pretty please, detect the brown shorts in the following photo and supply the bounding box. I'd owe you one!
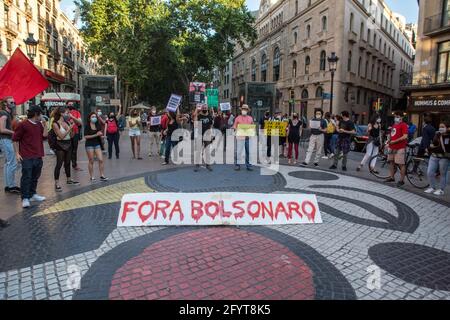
[387,148,406,165]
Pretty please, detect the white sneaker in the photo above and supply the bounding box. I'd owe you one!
[30,194,46,202]
[322,156,329,159]
[424,188,435,194]
[22,199,31,208]
[433,189,444,196]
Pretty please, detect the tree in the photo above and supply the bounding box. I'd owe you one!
[76,0,256,109]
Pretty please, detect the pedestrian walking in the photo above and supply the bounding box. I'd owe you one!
[148,107,161,157]
[233,105,254,171]
[141,111,148,133]
[68,104,83,171]
[52,107,80,192]
[12,106,48,208]
[0,97,20,194]
[384,111,409,187]
[357,116,382,172]
[84,112,108,182]
[425,122,450,196]
[303,109,327,167]
[330,111,356,171]
[106,112,120,159]
[128,109,142,160]
[323,112,335,158]
[419,116,436,157]
[287,113,302,165]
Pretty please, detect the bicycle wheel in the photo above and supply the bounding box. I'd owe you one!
[369,154,391,179]
[406,158,430,189]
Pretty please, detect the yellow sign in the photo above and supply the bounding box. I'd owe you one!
[236,124,257,137]
[264,121,288,137]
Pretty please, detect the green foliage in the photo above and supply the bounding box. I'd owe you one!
[75,0,256,106]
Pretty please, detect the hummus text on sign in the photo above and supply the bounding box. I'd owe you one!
[118,193,322,227]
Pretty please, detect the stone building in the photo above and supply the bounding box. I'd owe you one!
[0,0,97,96]
[232,0,415,123]
[403,0,450,131]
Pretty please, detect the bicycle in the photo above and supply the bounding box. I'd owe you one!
[369,143,430,189]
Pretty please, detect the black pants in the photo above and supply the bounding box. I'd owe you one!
[266,136,272,157]
[21,158,43,200]
[71,133,80,168]
[324,133,333,156]
[55,146,71,180]
[107,132,120,158]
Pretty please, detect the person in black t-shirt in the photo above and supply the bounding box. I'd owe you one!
[84,112,108,182]
[330,111,356,171]
[193,104,213,172]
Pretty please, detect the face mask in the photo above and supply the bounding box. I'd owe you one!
[242,110,248,116]
[109,115,115,119]
[439,128,447,134]
[7,102,15,112]
[293,117,299,120]
[377,119,382,123]
[91,117,98,124]
[394,117,401,124]
[97,111,102,116]
[63,114,71,121]
[315,114,322,119]
[152,111,156,115]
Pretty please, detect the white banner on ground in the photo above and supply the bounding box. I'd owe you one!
[118,192,322,227]
[166,94,182,112]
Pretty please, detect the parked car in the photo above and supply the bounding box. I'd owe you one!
[350,125,369,152]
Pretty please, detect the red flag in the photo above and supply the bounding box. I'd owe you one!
[0,48,49,104]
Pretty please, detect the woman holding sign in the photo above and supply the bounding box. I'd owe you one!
[128,109,142,160]
[233,105,255,171]
[162,111,185,165]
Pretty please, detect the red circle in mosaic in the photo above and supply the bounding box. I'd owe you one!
[108,228,315,300]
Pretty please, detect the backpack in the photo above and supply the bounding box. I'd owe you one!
[48,123,59,151]
[326,120,335,134]
[107,119,118,134]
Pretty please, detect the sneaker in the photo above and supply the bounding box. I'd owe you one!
[342,167,347,172]
[55,185,62,192]
[22,199,31,208]
[433,189,444,196]
[234,165,241,171]
[424,188,435,194]
[321,156,329,160]
[246,166,253,171]
[5,187,21,194]
[90,177,96,182]
[100,176,109,182]
[31,194,46,202]
[162,161,169,165]
[301,162,308,166]
[67,180,80,186]
[329,165,337,170]
[314,163,319,167]
[194,165,200,172]
[73,166,83,171]
[396,181,405,188]
[384,177,395,183]
[0,219,9,228]
[328,153,334,159]
[356,166,362,172]
[206,165,213,172]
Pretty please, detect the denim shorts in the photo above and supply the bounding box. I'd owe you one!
[85,145,102,151]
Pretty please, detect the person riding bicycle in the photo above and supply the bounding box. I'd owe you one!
[385,111,409,187]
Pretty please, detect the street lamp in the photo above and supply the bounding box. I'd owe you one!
[327,52,339,115]
[24,33,39,63]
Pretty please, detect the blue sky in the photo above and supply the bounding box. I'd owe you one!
[61,0,419,23]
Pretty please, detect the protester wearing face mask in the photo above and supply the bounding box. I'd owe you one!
[148,107,161,157]
[330,111,356,171]
[233,105,254,171]
[12,106,48,208]
[106,112,120,159]
[0,97,20,194]
[68,104,83,171]
[425,123,450,196]
[287,113,303,165]
[357,116,382,173]
[128,109,142,160]
[384,111,409,187]
[303,109,327,167]
[193,104,214,172]
[84,112,108,182]
[52,107,79,192]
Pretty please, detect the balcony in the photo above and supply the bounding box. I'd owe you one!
[63,57,75,69]
[344,72,357,85]
[38,41,49,53]
[424,11,450,36]
[316,31,327,44]
[46,21,53,33]
[25,4,33,21]
[358,39,367,51]
[289,44,300,55]
[302,39,312,50]
[38,15,45,26]
[400,71,450,90]
[348,31,358,44]
[46,0,52,10]
[5,21,19,36]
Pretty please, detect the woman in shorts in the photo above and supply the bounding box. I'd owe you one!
[128,109,142,159]
[84,112,108,182]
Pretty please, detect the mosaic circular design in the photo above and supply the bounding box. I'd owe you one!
[369,243,450,291]
[288,171,340,181]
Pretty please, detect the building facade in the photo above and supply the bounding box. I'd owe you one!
[403,0,450,131]
[232,0,415,123]
[212,60,233,104]
[0,0,97,99]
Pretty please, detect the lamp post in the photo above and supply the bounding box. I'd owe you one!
[327,52,339,115]
[24,33,38,63]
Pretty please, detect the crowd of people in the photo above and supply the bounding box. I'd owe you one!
[0,96,449,228]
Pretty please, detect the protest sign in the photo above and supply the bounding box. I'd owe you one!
[264,121,288,137]
[206,88,219,108]
[166,94,182,112]
[236,124,257,137]
[150,116,161,126]
[189,82,206,104]
[220,102,231,111]
[118,192,322,227]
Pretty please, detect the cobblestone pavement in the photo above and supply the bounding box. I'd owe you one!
[0,134,449,300]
